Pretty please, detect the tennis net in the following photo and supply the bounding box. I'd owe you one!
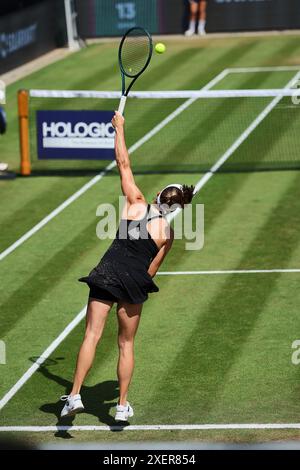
[20,87,300,174]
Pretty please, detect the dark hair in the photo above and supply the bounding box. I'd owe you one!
[158,184,194,209]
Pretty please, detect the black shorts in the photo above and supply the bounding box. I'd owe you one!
[89,285,118,303]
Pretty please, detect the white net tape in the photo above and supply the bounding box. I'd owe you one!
[29,89,300,99]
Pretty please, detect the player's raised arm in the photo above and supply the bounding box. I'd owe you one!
[111,111,145,204]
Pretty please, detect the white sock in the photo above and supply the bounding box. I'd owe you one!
[198,20,206,33]
[188,19,196,31]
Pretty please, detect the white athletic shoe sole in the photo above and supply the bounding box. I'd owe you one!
[115,403,134,422]
[184,29,195,37]
[60,394,84,418]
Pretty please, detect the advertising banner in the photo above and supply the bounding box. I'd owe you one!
[36,110,115,160]
[207,0,300,32]
[0,1,66,74]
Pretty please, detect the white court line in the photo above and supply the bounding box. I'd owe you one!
[0,424,300,432]
[158,269,300,275]
[0,307,87,411]
[167,69,300,223]
[228,66,300,73]
[0,69,229,263]
[0,165,116,261]
[0,70,229,411]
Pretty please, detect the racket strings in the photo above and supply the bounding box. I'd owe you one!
[120,30,152,77]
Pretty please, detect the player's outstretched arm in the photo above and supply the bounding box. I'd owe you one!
[112,111,145,204]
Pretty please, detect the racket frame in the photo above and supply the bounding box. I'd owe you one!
[118,26,153,114]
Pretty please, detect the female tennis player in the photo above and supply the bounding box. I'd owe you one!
[60,111,194,422]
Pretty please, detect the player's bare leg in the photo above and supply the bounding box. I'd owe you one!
[71,299,113,395]
[60,299,113,418]
[198,0,207,35]
[115,302,142,421]
[185,1,199,36]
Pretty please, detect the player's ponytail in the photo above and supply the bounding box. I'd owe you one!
[181,185,195,205]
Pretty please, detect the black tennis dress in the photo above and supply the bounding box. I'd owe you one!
[79,204,163,304]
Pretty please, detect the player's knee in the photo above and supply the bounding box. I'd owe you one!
[118,335,133,351]
[85,327,102,344]
[118,306,127,317]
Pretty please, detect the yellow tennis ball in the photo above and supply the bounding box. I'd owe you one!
[155,43,166,54]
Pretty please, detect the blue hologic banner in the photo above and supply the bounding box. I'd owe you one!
[36,110,115,160]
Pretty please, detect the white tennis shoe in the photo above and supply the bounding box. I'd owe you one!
[60,394,84,418]
[0,163,8,172]
[184,28,195,37]
[115,402,134,422]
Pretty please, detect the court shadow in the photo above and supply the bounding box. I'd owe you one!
[34,362,127,436]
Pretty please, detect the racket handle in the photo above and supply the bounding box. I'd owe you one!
[118,95,127,115]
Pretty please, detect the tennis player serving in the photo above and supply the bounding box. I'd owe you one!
[60,111,194,422]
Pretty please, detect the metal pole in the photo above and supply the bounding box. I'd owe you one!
[64,0,80,50]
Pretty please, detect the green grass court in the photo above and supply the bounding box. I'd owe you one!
[1,35,300,445]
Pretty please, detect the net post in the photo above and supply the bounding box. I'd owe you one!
[18,89,31,176]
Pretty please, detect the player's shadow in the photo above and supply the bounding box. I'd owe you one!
[34,361,124,437]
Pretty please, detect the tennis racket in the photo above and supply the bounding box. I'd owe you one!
[118,26,153,115]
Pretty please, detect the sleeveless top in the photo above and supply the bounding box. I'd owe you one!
[79,204,164,304]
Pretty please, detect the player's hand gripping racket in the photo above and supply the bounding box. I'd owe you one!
[118,26,153,115]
